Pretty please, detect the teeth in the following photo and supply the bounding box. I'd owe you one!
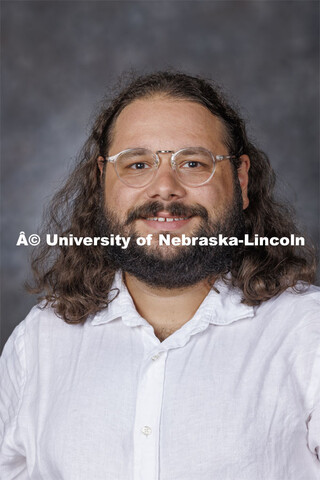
[145,217,189,222]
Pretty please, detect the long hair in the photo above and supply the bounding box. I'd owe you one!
[27,71,317,323]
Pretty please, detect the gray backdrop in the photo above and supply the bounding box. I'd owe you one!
[1,0,319,350]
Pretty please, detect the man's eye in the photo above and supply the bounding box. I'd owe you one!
[181,161,202,168]
[129,162,150,170]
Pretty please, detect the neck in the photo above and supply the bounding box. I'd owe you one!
[124,272,213,341]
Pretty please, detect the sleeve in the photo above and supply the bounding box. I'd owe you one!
[304,318,320,463]
[0,322,29,479]
[289,308,320,465]
[308,402,320,461]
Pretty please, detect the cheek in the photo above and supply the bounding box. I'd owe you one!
[197,170,235,219]
[201,176,234,207]
[104,164,122,207]
[104,169,140,218]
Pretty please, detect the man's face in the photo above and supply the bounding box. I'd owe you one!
[97,96,250,287]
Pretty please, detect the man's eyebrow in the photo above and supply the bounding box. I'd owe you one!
[111,145,221,152]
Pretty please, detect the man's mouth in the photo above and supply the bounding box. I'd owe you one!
[140,212,194,232]
[145,216,189,222]
[124,201,208,227]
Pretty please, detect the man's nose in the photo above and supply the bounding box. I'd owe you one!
[145,163,187,201]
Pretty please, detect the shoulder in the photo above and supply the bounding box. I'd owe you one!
[255,284,320,361]
[2,303,86,362]
[1,305,91,398]
[257,283,320,323]
[17,303,77,336]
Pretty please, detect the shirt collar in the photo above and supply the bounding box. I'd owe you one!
[198,278,255,325]
[91,272,254,327]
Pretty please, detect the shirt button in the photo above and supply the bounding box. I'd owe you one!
[151,354,160,361]
[141,426,152,436]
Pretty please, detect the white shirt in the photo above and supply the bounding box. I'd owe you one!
[1,273,320,480]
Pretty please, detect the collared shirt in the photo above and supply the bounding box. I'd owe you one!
[1,273,320,480]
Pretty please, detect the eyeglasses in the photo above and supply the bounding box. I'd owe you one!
[103,147,237,188]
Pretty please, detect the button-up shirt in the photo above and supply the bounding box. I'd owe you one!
[1,273,320,479]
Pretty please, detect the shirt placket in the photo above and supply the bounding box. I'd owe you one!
[133,331,167,480]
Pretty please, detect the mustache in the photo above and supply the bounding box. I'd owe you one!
[125,201,209,225]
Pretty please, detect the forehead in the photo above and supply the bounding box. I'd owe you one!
[109,96,228,154]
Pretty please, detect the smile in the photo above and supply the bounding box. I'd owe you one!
[145,217,189,222]
[140,214,194,232]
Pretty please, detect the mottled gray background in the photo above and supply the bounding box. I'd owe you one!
[1,0,319,350]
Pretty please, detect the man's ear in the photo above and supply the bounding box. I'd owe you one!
[97,156,105,176]
[237,155,250,210]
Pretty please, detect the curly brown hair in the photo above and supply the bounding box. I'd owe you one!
[27,71,317,323]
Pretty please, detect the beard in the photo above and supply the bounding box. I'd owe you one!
[95,180,245,289]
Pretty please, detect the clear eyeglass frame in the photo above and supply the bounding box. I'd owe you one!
[103,147,237,188]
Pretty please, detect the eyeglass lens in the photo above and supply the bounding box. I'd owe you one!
[115,148,215,187]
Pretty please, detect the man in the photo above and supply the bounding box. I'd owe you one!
[1,72,319,479]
